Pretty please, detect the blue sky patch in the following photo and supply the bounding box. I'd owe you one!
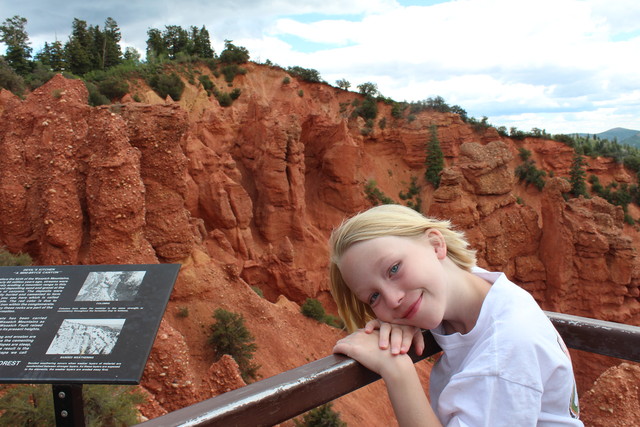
[278,33,355,53]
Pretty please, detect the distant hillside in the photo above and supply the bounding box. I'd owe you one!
[574,127,640,148]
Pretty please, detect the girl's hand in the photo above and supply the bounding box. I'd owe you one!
[364,319,425,356]
[333,329,410,376]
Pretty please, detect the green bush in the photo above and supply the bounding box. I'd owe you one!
[0,57,26,97]
[295,403,346,427]
[24,63,55,91]
[215,91,233,107]
[0,247,32,266]
[219,40,250,64]
[85,81,110,106]
[0,384,145,426]
[230,88,241,100]
[148,72,185,101]
[221,64,246,84]
[209,308,260,382]
[287,66,322,83]
[301,299,344,329]
[364,180,394,205]
[199,74,214,95]
[301,298,325,322]
[515,149,546,191]
[97,76,129,100]
[354,97,377,120]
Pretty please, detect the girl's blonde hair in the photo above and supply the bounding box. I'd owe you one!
[329,204,476,332]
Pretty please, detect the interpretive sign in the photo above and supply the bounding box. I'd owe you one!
[0,264,179,384]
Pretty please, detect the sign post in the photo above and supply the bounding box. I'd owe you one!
[0,264,180,426]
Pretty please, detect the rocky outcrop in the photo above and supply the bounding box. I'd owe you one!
[0,66,638,424]
[579,363,640,426]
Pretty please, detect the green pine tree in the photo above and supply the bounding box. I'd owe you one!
[102,17,123,69]
[425,125,444,188]
[65,18,94,75]
[569,152,588,198]
[0,16,33,75]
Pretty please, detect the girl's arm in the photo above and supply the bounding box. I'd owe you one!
[333,330,442,427]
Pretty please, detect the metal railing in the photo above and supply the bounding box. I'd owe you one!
[137,312,640,427]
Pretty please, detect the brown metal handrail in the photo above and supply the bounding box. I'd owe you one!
[137,312,640,427]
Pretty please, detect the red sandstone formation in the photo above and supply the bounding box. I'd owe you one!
[0,65,638,425]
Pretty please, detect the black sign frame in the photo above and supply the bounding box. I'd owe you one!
[0,264,179,384]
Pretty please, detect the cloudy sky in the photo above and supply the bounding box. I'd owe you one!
[2,0,639,134]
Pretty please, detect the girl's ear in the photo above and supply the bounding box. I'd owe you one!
[425,229,447,260]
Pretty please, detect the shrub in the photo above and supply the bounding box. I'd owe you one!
[221,64,246,84]
[24,63,55,91]
[148,72,185,101]
[354,97,377,120]
[85,82,110,106]
[215,91,233,107]
[301,299,344,329]
[515,149,546,191]
[0,247,32,266]
[287,66,322,83]
[209,308,260,382]
[199,74,214,95]
[357,82,378,98]
[0,384,144,426]
[301,298,325,322]
[177,306,189,318]
[335,79,350,90]
[391,102,407,119]
[295,403,346,427]
[515,161,546,191]
[251,286,264,298]
[82,385,146,426]
[282,76,290,85]
[230,88,241,100]
[0,57,25,97]
[98,76,129,100]
[364,180,394,205]
[219,40,250,64]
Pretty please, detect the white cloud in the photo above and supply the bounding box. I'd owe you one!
[1,0,639,133]
[244,0,640,133]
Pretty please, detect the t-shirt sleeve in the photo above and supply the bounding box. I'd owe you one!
[437,374,541,427]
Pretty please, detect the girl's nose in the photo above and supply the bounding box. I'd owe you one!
[383,287,404,308]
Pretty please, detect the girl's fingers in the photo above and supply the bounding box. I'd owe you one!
[362,320,423,355]
[378,321,391,349]
[364,319,381,333]
[412,329,425,356]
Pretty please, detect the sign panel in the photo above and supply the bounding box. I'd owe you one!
[0,264,179,384]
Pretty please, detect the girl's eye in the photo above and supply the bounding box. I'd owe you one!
[389,263,399,276]
[369,292,380,306]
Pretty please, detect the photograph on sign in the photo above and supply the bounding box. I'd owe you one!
[75,271,146,301]
[46,319,126,355]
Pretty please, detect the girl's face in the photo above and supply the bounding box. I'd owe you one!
[338,232,449,330]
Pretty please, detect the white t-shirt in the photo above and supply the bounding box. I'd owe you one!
[429,268,582,426]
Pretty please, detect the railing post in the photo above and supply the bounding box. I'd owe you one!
[52,384,85,427]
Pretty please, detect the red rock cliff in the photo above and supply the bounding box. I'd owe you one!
[0,66,638,425]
